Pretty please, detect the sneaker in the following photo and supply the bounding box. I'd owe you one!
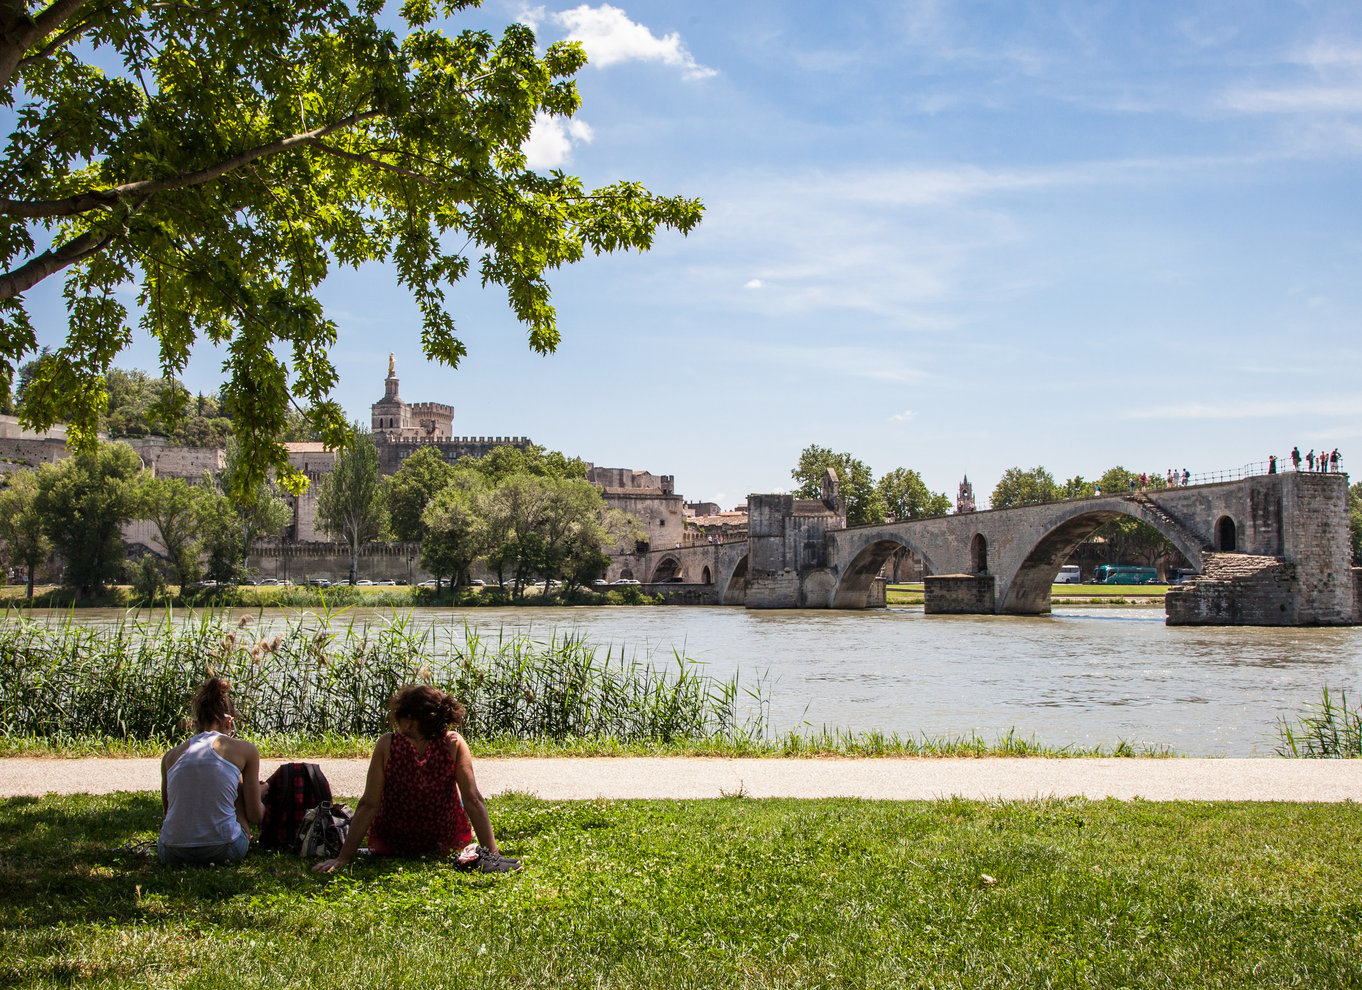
[477,847,521,873]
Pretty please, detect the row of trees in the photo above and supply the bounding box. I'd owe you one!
[317,434,636,596]
[790,445,952,526]
[3,361,318,449]
[0,442,290,597]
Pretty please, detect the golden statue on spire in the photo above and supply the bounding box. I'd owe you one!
[388,352,395,377]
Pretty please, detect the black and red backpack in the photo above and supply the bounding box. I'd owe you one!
[258,762,332,850]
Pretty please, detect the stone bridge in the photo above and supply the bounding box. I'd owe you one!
[607,471,1358,626]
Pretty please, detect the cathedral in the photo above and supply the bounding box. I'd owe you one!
[370,353,454,439]
[367,355,532,474]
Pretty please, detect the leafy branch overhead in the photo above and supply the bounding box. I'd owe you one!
[0,0,703,495]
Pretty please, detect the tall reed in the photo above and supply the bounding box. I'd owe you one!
[0,609,757,744]
[1276,687,1362,758]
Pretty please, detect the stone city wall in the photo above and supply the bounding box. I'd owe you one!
[125,440,224,478]
[248,542,430,584]
[377,435,533,475]
[0,436,68,467]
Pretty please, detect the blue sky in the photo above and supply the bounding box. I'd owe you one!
[22,0,1362,507]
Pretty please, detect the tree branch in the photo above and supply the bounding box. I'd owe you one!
[1,0,92,90]
[0,224,116,301]
[310,141,444,188]
[1,110,384,219]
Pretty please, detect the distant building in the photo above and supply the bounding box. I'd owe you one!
[369,355,532,474]
[588,466,685,551]
[956,475,976,514]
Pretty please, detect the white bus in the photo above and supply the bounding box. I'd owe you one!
[1055,565,1081,584]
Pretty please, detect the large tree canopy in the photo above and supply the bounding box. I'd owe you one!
[0,0,702,496]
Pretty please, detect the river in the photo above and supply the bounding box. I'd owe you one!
[25,603,1362,757]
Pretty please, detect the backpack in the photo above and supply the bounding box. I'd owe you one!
[294,800,351,859]
[258,762,332,851]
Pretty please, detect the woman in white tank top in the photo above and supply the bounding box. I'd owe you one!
[158,677,264,865]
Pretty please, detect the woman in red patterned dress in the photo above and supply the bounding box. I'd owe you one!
[314,685,518,873]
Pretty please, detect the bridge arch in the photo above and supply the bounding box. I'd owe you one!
[999,501,1205,615]
[650,556,683,583]
[832,535,937,609]
[721,554,749,605]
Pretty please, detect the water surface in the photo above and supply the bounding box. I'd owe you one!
[19,604,1361,756]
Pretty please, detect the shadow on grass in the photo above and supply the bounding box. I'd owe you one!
[0,793,506,935]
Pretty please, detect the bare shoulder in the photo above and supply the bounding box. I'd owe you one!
[373,732,394,761]
[446,730,469,756]
[216,735,260,771]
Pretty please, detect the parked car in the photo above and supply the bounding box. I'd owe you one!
[375,579,397,586]
[307,578,331,587]
[417,579,437,587]
[611,578,641,586]
[468,578,486,586]
[355,579,375,586]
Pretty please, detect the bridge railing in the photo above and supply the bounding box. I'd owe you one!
[1187,456,1345,487]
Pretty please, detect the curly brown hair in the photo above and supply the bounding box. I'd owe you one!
[190,676,236,731]
[388,684,466,740]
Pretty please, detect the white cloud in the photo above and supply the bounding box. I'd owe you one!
[550,4,716,80]
[522,114,594,169]
[1220,86,1362,114]
[890,410,918,423]
[743,278,765,289]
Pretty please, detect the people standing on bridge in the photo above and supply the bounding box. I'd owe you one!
[1268,455,1276,474]
[1306,449,1315,471]
[1330,448,1340,472]
[1182,468,1190,486]
[1291,446,1301,470]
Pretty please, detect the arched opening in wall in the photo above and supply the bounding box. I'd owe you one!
[619,568,635,581]
[883,545,929,583]
[651,557,683,583]
[971,534,988,574]
[1216,516,1238,552]
[701,566,712,584]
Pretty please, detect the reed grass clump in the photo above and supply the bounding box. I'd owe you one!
[1276,686,1362,758]
[0,608,753,745]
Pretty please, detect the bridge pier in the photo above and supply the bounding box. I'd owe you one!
[1164,473,1356,626]
[922,574,996,614]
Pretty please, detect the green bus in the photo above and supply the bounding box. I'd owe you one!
[1092,564,1159,585]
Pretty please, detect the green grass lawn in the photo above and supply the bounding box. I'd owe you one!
[2,792,1358,988]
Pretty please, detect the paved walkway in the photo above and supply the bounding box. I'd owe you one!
[3,757,1361,802]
